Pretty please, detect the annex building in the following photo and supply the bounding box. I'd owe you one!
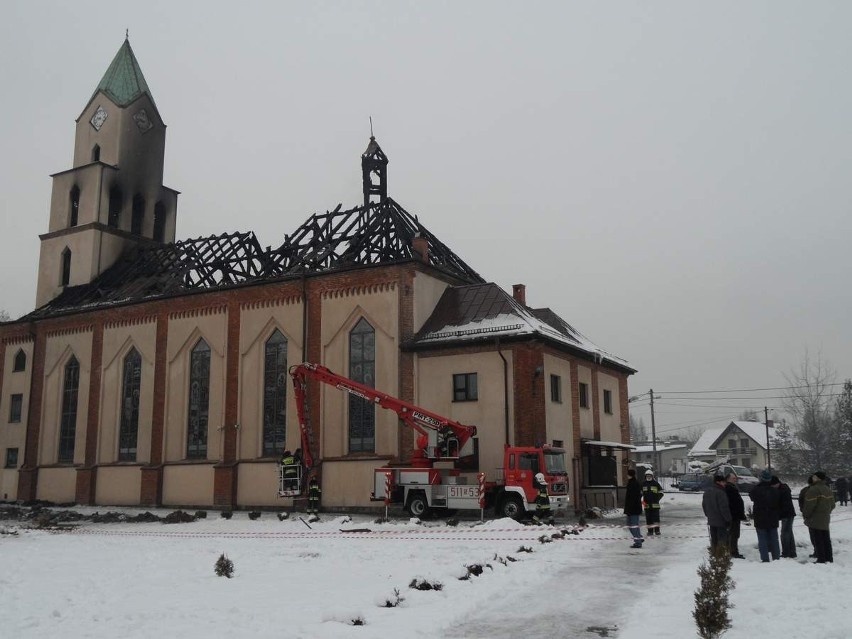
[0,39,635,511]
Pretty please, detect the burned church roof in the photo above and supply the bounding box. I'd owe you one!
[27,197,484,319]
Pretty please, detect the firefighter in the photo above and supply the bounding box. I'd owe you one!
[281,450,297,491]
[642,470,664,535]
[532,472,554,525]
[307,474,322,521]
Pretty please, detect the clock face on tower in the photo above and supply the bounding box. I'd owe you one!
[90,105,108,131]
[133,108,153,133]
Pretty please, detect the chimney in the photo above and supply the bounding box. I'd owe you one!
[411,235,429,264]
[512,284,526,306]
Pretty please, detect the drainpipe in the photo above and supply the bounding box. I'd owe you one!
[496,338,509,446]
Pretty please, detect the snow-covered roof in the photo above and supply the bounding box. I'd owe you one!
[408,283,634,372]
[583,440,636,450]
[631,443,687,453]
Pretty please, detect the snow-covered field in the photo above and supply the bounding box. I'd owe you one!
[1,492,849,639]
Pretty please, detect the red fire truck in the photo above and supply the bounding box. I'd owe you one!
[289,362,569,519]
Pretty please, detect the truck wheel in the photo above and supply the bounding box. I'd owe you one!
[407,493,430,518]
[497,495,525,520]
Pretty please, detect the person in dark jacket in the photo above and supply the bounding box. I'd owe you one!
[624,469,644,548]
[724,473,746,558]
[306,474,321,521]
[802,471,835,563]
[641,470,664,535]
[702,474,731,552]
[749,469,781,562]
[835,475,849,506]
[771,475,797,558]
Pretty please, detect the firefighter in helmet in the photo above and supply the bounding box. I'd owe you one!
[281,450,297,491]
[642,470,664,535]
[307,474,322,521]
[532,472,554,525]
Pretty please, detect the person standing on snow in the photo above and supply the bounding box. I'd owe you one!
[532,472,554,525]
[802,471,835,563]
[724,473,746,558]
[771,475,797,559]
[798,475,817,557]
[835,475,849,506]
[702,474,731,553]
[641,470,663,535]
[749,469,781,562]
[624,469,644,549]
[306,474,322,521]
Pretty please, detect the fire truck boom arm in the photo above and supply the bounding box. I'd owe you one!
[289,363,476,462]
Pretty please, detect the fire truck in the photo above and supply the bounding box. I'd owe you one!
[288,362,569,519]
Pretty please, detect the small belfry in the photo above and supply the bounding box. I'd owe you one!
[361,134,388,207]
[35,37,179,307]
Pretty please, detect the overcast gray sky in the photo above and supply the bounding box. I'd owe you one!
[2,1,850,438]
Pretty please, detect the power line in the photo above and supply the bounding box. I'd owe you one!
[659,382,848,394]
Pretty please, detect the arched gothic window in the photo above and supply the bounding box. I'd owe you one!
[69,186,80,227]
[349,318,375,453]
[119,348,142,461]
[92,145,100,162]
[13,349,26,372]
[61,247,71,287]
[187,339,210,459]
[153,202,166,242]
[58,356,80,463]
[263,330,287,456]
[131,194,145,235]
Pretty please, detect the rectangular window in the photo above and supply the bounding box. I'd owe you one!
[603,389,613,414]
[552,440,564,448]
[550,374,562,403]
[4,448,18,469]
[453,373,478,402]
[9,394,23,423]
[349,318,376,453]
[741,457,751,468]
[728,438,737,450]
[740,438,749,451]
[579,382,589,408]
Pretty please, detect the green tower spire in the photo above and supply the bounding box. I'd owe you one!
[92,37,155,108]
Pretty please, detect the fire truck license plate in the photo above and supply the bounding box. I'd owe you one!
[448,486,479,499]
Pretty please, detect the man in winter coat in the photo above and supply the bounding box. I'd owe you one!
[641,470,664,535]
[771,475,797,558]
[749,469,781,562]
[702,474,731,552]
[798,475,816,557]
[724,473,747,558]
[624,469,644,549]
[802,471,835,563]
[835,475,849,506]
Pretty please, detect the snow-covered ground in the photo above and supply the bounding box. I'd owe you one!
[1,491,849,639]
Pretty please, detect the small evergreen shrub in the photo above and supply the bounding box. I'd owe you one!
[220,511,233,519]
[408,578,443,591]
[194,510,207,519]
[214,553,234,578]
[693,546,735,639]
[517,545,533,553]
[248,511,261,520]
[381,588,405,608]
[351,616,365,626]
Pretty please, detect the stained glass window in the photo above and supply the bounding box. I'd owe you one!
[349,318,375,453]
[119,349,141,461]
[263,330,287,457]
[187,339,210,459]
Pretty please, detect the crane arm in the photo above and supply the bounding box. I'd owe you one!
[289,362,477,466]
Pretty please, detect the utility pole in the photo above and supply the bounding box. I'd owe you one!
[764,406,771,470]
[650,388,658,474]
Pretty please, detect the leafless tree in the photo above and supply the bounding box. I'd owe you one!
[783,350,837,471]
[0,309,10,322]
[737,409,760,422]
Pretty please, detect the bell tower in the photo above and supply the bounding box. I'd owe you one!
[35,37,179,308]
[361,136,388,207]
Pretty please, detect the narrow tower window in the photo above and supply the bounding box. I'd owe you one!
[69,186,80,227]
[58,356,80,463]
[119,348,142,461]
[153,202,166,242]
[108,187,122,228]
[349,318,375,453]
[61,247,71,287]
[187,339,210,459]
[131,195,145,235]
[263,330,287,457]
[13,349,26,372]
[92,145,100,162]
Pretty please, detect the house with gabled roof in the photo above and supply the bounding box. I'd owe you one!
[688,420,776,471]
[0,38,635,511]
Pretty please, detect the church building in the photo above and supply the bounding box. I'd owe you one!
[0,39,636,511]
